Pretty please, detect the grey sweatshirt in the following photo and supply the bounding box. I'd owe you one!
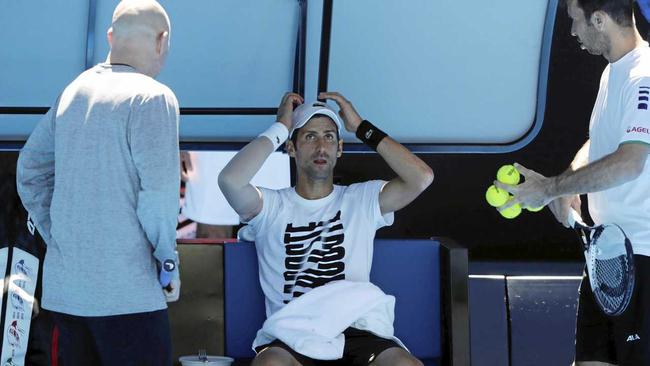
[17,64,180,316]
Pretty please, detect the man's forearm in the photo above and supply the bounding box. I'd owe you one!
[16,106,57,244]
[219,93,299,219]
[218,136,276,219]
[219,137,274,191]
[549,144,646,198]
[376,137,433,191]
[16,160,54,244]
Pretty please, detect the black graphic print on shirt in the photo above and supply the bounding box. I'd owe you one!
[282,210,345,303]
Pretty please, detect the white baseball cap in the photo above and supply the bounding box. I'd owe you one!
[290,101,343,138]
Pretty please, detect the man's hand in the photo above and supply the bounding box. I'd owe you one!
[319,92,363,133]
[164,279,180,302]
[276,92,304,130]
[180,151,192,182]
[548,195,581,228]
[494,163,555,211]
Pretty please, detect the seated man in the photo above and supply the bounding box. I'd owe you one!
[219,92,433,366]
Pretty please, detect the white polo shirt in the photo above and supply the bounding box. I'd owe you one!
[588,44,650,256]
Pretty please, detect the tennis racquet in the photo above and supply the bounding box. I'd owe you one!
[568,209,635,316]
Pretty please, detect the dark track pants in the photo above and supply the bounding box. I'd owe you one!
[49,309,172,366]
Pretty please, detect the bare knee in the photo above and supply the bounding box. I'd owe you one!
[373,347,423,366]
[251,346,301,366]
[397,357,424,366]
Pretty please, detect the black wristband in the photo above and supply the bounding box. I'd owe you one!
[355,120,387,151]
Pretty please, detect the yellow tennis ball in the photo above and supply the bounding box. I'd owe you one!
[497,165,520,185]
[527,206,544,212]
[499,198,522,219]
[485,185,509,207]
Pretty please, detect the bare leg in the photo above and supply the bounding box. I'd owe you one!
[372,347,423,366]
[251,347,303,366]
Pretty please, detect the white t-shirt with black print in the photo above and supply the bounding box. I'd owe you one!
[242,180,394,317]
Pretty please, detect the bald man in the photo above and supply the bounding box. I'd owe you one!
[17,1,179,364]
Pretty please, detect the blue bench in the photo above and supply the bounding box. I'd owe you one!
[223,239,469,365]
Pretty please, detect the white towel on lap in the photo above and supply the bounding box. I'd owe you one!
[252,280,405,360]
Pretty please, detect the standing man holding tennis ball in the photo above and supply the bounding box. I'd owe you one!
[496,1,650,364]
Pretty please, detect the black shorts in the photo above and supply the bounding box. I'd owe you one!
[255,327,402,366]
[575,254,650,365]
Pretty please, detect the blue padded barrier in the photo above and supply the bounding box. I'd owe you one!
[223,242,265,360]
[369,239,441,360]
[470,261,583,276]
[507,276,581,366]
[469,275,509,366]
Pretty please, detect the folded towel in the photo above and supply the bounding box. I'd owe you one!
[252,280,405,360]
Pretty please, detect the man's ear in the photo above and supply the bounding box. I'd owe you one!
[336,139,343,158]
[590,10,607,31]
[286,140,296,158]
[157,31,169,55]
[107,27,114,47]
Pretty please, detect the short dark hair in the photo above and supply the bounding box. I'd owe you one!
[290,128,300,148]
[575,0,634,27]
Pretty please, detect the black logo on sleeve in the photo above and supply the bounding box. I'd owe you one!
[638,86,650,110]
[282,211,345,303]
